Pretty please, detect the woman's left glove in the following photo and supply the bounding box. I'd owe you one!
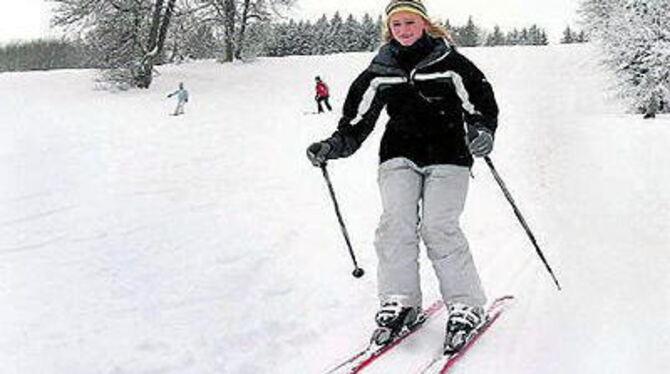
[468,129,494,157]
[306,141,332,167]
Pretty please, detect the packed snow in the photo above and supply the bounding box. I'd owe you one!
[1,43,669,374]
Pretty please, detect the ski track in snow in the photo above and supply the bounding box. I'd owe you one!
[1,45,669,374]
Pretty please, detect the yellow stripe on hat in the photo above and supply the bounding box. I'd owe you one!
[387,5,429,20]
[385,0,428,17]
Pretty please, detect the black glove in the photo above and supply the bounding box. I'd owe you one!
[306,141,332,167]
[468,127,494,157]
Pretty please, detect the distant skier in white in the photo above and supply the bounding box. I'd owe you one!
[167,82,189,116]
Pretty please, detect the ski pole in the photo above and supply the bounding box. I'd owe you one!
[483,156,562,291]
[320,165,365,279]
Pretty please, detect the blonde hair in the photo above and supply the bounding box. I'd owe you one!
[382,15,454,44]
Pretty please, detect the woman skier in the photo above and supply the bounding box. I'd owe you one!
[306,0,499,353]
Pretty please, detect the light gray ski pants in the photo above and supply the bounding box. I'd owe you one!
[173,100,186,115]
[375,157,486,309]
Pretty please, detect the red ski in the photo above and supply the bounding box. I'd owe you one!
[418,295,515,374]
[324,299,446,374]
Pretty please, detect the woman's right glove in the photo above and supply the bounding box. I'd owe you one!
[306,141,332,167]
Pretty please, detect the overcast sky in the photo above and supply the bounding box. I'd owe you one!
[1,0,582,44]
[0,0,55,44]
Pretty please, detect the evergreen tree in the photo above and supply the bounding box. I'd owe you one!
[442,19,453,35]
[312,14,330,54]
[519,28,529,45]
[244,21,274,58]
[455,16,481,47]
[561,26,575,43]
[486,25,506,46]
[326,12,345,54]
[540,30,549,45]
[341,14,357,51]
[360,13,380,51]
[576,31,588,43]
[265,22,289,56]
[506,29,520,45]
[527,25,548,45]
[265,12,384,56]
[284,20,301,55]
[295,21,314,55]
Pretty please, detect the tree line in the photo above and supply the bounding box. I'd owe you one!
[260,14,583,56]
[0,39,88,72]
[561,26,588,44]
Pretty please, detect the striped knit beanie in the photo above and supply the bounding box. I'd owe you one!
[385,0,429,19]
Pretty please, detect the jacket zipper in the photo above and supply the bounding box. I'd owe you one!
[408,38,452,83]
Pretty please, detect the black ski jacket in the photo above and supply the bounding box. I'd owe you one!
[326,34,499,167]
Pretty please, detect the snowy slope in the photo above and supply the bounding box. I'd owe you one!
[1,44,669,374]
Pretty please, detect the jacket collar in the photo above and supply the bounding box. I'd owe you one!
[369,35,452,76]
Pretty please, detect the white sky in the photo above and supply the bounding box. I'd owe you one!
[0,0,56,44]
[0,0,582,44]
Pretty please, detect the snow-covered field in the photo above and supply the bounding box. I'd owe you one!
[1,43,669,374]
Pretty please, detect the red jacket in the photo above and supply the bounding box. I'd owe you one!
[315,81,329,98]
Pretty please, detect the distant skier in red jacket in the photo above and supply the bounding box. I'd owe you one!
[314,76,332,113]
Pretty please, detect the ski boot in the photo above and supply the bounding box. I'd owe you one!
[370,299,422,346]
[443,303,486,354]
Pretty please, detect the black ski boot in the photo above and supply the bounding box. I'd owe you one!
[370,300,421,346]
[443,303,486,354]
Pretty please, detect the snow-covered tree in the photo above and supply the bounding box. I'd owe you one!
[360,13,381,51]
[137,0,176,87]
[486,25,506,46]
[341,14,362,52]
[312,14,329,55]
[167,12,217,62]
[294,21,314,55]
[51,0,175,88]
[454,16,481,46]
[562,26,576,43]
[441,19,453,34]
[580,0,670,116]
[263,12,381,57]
[324,12,345,54]
[561,26,588,44]
[527,25,548,45]
[506,29,520,45]
[576,30,588,42]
